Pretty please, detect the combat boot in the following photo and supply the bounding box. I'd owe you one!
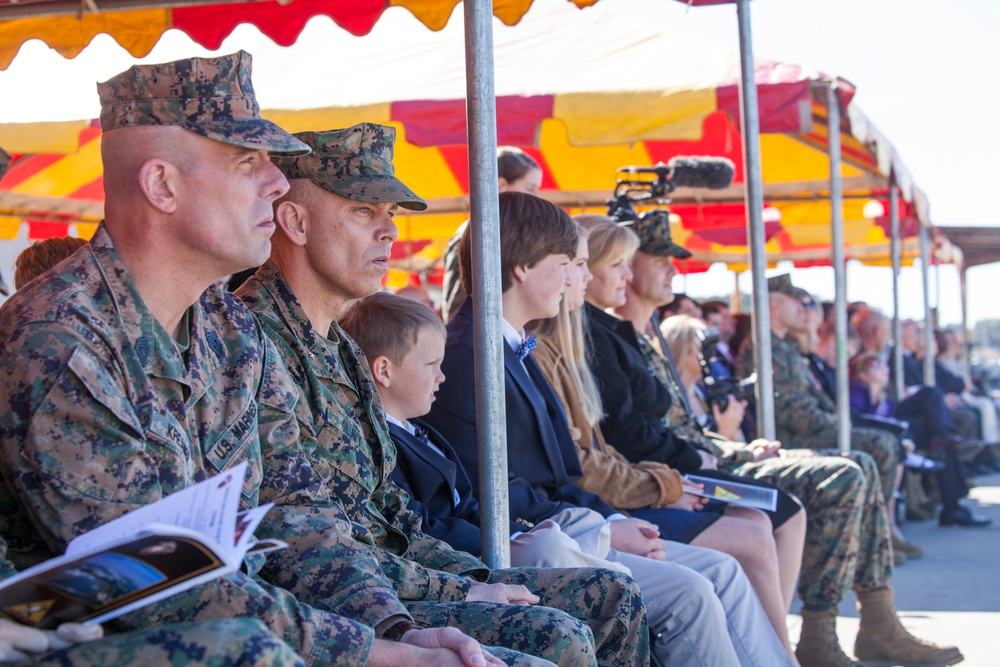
[854,587,964,666]
[795,607,861,667]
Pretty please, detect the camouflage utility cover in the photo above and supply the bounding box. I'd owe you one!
[630,210,692,259]
[767,273,810,300]
[275,124,427,211]
[98,50,309,156]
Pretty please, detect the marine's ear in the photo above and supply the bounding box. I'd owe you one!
[274,200,309,247]
[137,158,179,214]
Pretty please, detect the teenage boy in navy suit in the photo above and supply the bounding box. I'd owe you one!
[408,192,792,667]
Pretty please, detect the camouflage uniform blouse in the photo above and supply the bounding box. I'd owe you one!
[238,263,487,618]
[0,224,372,664]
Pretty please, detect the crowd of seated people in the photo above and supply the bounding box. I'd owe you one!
[656,278,997,536]
[0,51,974,667]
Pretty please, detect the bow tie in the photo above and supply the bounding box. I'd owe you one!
[516,336,537,361]
[413,426,430,444]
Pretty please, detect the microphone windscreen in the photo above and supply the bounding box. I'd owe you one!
[667,156,736,190]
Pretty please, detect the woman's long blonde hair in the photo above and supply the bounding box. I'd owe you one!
[574,214,640,272]
[531,215,639,428]
[531,223,603,427]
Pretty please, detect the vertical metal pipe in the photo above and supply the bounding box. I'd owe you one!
[826,83,851,453]
[960,264,970,376]
[463,0,509,568]
[736,0,775,440]
[889,177,904,401]
[919,221,936,387]
[732,270,741,313]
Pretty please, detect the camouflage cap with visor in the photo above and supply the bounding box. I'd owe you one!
[767,274,811,300]
[273,123,427,211]
[97,50,310,156]
[628,210,692,259]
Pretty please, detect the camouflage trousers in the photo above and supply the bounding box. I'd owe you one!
[23,618,306,667]
[409,566,649,667]
[727,449,894,609]
[788,426,900,507]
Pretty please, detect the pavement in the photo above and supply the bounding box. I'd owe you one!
[787,471,1000,666]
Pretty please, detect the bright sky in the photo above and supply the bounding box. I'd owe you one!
[0,0,997,326]
[601,0,1000,328]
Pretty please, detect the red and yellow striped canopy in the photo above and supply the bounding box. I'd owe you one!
[0,0,947,286]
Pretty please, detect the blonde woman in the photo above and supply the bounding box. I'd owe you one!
[530,218,802,666]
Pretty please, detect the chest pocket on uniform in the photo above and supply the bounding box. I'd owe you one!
[204,399,264,497]
[24,346,178,503]
[316,417,378,497]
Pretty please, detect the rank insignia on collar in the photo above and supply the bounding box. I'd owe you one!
[134,337,150,363]
[206,331,225,359]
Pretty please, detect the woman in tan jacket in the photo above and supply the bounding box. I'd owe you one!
[530,220,802,666]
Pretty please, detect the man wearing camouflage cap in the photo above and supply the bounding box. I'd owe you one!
[235,123,649,667]
[749,274,901,510]
[0,53,521,667]
[723,275,959,666]
[600,219,960,667]
[0,145,315,667]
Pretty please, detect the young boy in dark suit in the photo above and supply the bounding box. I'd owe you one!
[343,291,629,573]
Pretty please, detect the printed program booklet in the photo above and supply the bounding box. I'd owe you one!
[684,474,778,512]
[0,462,285,629]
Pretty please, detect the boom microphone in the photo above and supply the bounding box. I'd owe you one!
[608,155,737,224]
[666,156,735,190]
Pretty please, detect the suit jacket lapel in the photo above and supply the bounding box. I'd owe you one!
[504,344,572,478]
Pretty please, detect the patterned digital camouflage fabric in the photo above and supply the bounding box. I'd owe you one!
[237,262,650,667]
[440,221,470,322]
[0,536,311,666]
[640,335,893,607]
[273,125,427,210]
[738,332,900,506]
[0,225,376,665]
[628,210,692,259]
[97,51,309,156]
[22,619,308,667]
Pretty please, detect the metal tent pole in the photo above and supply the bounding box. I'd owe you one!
[960,264,970,376]
[826,83,851,452]
[735,0,775,440]
[919,221,936,387]
[889,177,904,401]
[463,0,509,568]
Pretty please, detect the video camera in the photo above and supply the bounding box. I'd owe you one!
[606,157,736,223]
[696,326,756,412]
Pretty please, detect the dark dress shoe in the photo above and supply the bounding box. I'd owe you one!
[939,506,992,527]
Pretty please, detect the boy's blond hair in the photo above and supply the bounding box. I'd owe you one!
[341,291,446,364]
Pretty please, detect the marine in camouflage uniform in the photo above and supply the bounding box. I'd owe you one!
[742,275,901,508]
[0,53,551,667]
[627,216,961,667]
[0,222,380,665]
[236,125,648,667]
